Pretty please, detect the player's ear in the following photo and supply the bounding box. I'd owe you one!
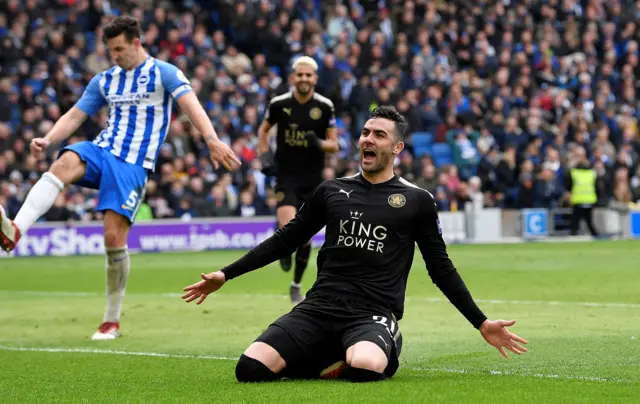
[393,141,405,155]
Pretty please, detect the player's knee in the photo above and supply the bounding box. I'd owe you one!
[103,227,126,249]
[346,341,388,373]
[103,212,130,248]
[104,231,119,249]
[235,354,280,383]
[50,152,84,184]
[277,206,296,226]
[40,172,65,192]
[347,355,388,374]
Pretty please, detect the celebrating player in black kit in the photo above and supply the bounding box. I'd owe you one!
[183,106,528,383]
[257,56,339,305]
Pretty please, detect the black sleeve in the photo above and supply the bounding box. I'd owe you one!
[414,192,488,329]
[326,101,337,130]
[221,182,328,280]
[264,98,279,126]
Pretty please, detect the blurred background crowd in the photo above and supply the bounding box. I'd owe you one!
[2,0,640,223]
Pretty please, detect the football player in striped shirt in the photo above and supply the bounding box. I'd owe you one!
[0,16,240,340]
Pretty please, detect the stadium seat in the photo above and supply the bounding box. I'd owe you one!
[431,143,453,167]
[410,132,433,157]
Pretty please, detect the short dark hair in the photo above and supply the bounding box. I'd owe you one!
[103,16,141,42]
[369,106,408,142]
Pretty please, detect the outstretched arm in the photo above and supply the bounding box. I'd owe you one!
[177,91,218,141]
[40,107,89,145]
[220,189,325,281]
[182,183,328,304]
[31,75,103,157]
[177,92,240,170]
[414,193,528,357]
[160,62,240,171]
[414,196,487,328]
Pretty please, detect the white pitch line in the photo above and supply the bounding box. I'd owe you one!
[0,345,237,360]
[412,367,631,383]
[0,346,631,383]
[2,290,640,309]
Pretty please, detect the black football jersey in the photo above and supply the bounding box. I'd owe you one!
[265,91,336,181]
[300,173,447,320]
[222,173,486,327]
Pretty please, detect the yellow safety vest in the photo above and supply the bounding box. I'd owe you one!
[570,168,597,205]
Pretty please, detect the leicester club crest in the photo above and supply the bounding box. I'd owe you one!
[310,107,322,120]
[388,194,406,208]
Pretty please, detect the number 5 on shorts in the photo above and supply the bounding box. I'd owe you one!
[124,190,139,210]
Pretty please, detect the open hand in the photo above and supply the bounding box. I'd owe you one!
[207,138,241,171]
[182,271,227,305]
[479,319,528,359]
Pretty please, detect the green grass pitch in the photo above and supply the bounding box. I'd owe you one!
[1,240,639,403]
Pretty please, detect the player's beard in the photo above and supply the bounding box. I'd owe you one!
[360,150,392,174]
[295,82,312,95]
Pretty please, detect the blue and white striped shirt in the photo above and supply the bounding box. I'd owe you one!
[75,57,192,170]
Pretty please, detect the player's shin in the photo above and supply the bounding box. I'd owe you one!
[103,246,130,323]
[235,354,281,382]
[293,243,311,284]
[278,218,292,272]
[289,243,310,304]
[13,172,64,234]
[341,366,387,382]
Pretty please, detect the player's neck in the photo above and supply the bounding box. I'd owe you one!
[293,90,313,104]
[361,169,395,184]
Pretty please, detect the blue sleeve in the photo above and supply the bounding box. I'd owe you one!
[75,74,107,117]
[157,61,193,101]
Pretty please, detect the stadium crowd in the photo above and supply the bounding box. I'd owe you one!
[2,0,640,223]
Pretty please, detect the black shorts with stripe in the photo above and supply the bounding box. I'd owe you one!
[254,293,403,379]
[274,176,321,210]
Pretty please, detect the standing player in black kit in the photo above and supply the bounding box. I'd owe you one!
[257,56,339,305]
[183,106,528,383]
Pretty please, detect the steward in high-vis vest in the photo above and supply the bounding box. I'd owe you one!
[565,158,599,237]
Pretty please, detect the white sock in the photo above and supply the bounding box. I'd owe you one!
[104,246,130,323]
[14,172,64,234]
[291,281,301,288]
